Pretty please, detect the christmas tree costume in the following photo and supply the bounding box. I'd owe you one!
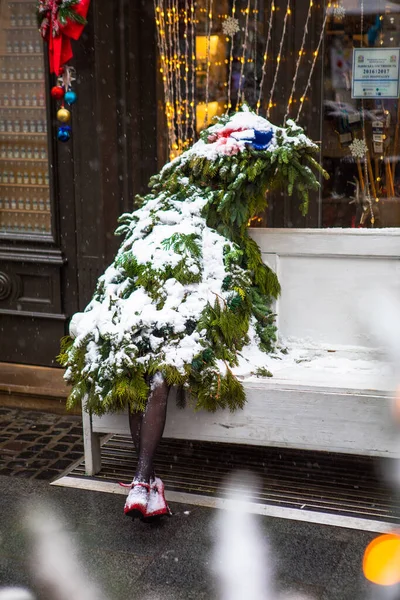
[58,107,327,519]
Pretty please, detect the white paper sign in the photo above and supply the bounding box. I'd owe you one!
[352,48,400,99]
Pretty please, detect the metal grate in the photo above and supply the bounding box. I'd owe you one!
[66,435,400,525]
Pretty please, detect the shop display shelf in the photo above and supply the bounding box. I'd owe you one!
[3,27,38,31]
[0,157,47,162]
[0,132,47,137]
[0,80,45,84]
[0,53,42,57]
[0,183,49,188]
[0,208,50,214]
[0,106,46,111]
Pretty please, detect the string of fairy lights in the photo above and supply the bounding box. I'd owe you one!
[284,0,313,124]
[154,0,176,152]
[256,0,275,115]
[152,0,400,231]
[190,0,196,138]
[153,0,391,176]
[172,0,183,147]
[225,0,237,113]
[266,0,291,118]
[236,0,252,108]
[252,0,259,100]
[204,0,214,125]
[154,0,333,159]
[184,0,190,142]
[295,4,329,122]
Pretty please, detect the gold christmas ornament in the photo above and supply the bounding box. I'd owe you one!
[57,108,71,123]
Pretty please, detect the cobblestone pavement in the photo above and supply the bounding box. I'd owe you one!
[0,407,84,481]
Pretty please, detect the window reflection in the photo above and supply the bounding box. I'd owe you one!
[322,1,400,228]
[0,0,51,236]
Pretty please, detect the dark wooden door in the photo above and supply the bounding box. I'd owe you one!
[0,0,158,366]
[63,0,158,308]
[0,0,67,366]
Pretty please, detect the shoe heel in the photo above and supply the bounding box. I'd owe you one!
[125,508,146,521]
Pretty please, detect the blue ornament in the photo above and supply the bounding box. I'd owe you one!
[64,90,77,105]
[240,128,274,151]
[250,129,274,150]
[57,125,71,142]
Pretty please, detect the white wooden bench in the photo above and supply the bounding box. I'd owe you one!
[82,229,400,475]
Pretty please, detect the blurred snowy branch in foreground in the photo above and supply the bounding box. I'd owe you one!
[359,289,400,381]
[212,471,313,600]
[359,290,400,598]
[0,589,35,600]
[360,290,400,492]
[0,489,313,600]
[212,472,273,600]
[26,503,108,600]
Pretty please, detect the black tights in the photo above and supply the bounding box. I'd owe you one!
[128,373,170,483]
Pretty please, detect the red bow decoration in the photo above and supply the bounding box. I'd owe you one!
[37,0,91,74]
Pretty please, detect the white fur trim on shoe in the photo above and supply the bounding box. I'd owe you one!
[124,481,150,516]
[146,477,171,517]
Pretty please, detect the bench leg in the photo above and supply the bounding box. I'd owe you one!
[82,406,101,476]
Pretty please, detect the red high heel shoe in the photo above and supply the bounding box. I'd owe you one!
[145,477,171,519]
[123,481,150,519]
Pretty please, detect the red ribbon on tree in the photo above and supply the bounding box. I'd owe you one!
[37,0,91,74]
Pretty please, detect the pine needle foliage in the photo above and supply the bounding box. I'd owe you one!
[58,2,87,26]
[36,0,87,31]
[60,108,327,415]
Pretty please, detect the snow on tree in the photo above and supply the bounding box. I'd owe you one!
[58,107,328,415]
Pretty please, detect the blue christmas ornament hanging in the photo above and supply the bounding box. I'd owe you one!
[52,66,78,142]
[57,125,71,142]
[64,90,77,105]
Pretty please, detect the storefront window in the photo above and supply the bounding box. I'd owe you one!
[155,0,400,228]
[193,0,264,131]
[322,0,400,228]
[0,0,51,236]
[155,0,267,159]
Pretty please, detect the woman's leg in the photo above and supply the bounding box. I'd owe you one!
[128,410,142,455]
[131,373,170,483]
[124,373,170,518]
[128,410,155,481]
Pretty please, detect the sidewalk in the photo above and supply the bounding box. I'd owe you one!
[0,406,383,599]
[0,475,377,600]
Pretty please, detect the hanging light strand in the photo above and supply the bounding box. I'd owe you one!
[165,0,178,152]
[296,6,329,121]
[267,0,291,118]
[236,0,252,108]
[253,0,259,101]
[190,0,196,140]
[183,0,190,143]
[154,0,169,149]
[154,0,176,156]
[225,0,237,113]
[172,0,183,150]
[204,0,214,126]
[284,0,313,124]
[256,0,275,115]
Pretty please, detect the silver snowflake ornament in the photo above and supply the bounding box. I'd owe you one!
[333,3,346,20]
[349,138,368,159]
[222,16,240,37]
